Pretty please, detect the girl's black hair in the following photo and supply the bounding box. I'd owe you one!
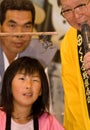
[1,56,50,118]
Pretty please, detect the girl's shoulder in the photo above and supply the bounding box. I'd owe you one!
[0,108,6,130]
[39,112,64,130]
[0,108,6,118]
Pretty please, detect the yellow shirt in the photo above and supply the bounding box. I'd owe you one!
[60,27,90,130]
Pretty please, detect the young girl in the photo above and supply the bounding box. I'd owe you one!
[0,56,64,130]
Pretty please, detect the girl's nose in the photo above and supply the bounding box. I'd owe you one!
[25,80,32,89]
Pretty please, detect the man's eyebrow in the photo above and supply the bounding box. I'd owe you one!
[8,20,17,24]
[8,20,33,25]
[24,21,33,25]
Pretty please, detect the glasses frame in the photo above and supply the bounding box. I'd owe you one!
[60,0,90,18]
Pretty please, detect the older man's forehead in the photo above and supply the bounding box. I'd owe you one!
[61,0,87,8]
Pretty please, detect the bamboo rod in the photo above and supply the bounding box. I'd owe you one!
[0,31,58,37]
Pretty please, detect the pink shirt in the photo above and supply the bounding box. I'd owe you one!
[0,110,64,130]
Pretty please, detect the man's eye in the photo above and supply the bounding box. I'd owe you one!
[75,3,86,9]
[63,9,72,13]
[8,23,16,28]
[24,24,32,29]
[77,3,86,8]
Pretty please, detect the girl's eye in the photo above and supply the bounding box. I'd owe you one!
[32,78,40,82]
[19,77,25,80]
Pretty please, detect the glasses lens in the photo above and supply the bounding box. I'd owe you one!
[61,9,72,18]
[61,2,88,18]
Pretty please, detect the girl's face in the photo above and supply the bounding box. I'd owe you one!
[11,71,42,108]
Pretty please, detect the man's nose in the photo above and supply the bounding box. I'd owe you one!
[15,27,24,38]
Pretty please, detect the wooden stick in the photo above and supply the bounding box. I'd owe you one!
[0,31,58,37]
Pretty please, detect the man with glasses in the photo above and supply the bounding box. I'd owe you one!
[57,0,90,130]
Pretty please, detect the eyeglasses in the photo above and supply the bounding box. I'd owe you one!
[61,0,90,18]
